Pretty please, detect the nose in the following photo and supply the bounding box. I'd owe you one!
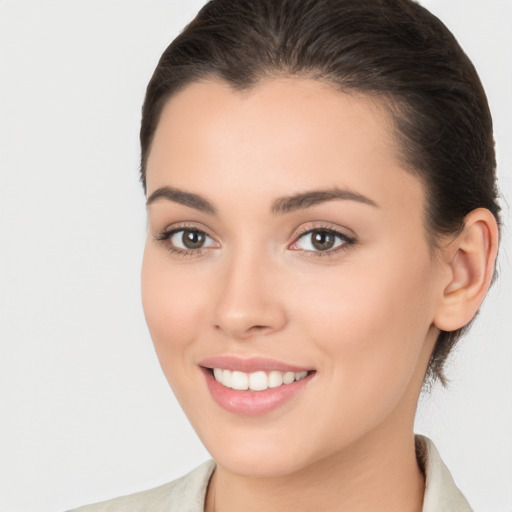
[213,251,288,340]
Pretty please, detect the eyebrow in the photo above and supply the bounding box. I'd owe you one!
[271,188,379,214]
[146,185,378,215]
[146,186,217,214]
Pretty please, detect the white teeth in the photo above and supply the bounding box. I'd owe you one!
[249,371,268,391]
[212,368,309,391]
[222,369,232,388]
[231,370,249,390]
[283,371,295,384]
[268,370,283,388]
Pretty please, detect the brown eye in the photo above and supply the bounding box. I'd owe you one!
[291,228,353,254]
[181,230,206,249]
[311,230,336,251]
[162,228,218,253]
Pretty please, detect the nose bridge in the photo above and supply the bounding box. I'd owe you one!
[213,244,286,339]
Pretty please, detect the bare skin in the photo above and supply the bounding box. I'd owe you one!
[141,78,498,512]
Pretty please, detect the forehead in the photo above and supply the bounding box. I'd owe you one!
[149,78,396,166]
[146,78,424,216]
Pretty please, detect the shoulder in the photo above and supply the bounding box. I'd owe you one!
[68,460,216,512]
[416,435,473,512]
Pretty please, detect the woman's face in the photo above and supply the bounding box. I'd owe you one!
[142,78,444,477]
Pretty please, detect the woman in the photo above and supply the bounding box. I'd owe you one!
[73,0,500,510]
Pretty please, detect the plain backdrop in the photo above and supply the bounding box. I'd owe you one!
[0,1,511,511]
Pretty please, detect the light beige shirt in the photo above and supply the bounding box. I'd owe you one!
[70,435,472,512]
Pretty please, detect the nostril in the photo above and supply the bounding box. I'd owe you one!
[213,300,288,339]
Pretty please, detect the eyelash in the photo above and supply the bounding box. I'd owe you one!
[290,225,356,258]
[154,224,215,258]
[154,224,356,258]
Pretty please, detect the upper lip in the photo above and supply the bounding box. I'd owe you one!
[198,356,313,373]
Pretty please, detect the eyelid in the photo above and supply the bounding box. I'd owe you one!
[154,220,216,239]
[153,222,220,256]
[288,223,357,255]
[152,220,356,257]
[291,219,356,237]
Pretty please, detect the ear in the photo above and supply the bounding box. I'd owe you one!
[433,208,499,332]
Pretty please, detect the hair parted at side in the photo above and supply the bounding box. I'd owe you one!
[140,0,501,386]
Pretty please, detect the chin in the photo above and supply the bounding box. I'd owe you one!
[193,415,341,479]
[209,444,313,478]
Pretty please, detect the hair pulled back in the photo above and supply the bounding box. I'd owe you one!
[140,0,501,385]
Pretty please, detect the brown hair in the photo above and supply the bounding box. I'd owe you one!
[140,0,501,385]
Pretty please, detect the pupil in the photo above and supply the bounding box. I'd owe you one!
[183,230,205,249]
[312,230,335,251]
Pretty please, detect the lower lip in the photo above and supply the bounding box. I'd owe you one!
[201,367,314,417]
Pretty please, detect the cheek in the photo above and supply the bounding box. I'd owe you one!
[294,249,436,392]
[141,243,207,376]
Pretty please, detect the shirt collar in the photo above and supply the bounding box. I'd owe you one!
[416,435,473,511]
[168,436,473,512]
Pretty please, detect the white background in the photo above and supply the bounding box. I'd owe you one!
[0,1,510,511]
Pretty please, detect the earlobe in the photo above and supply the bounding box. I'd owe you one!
[434,208,499,332]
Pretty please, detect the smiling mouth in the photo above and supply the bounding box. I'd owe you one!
[210,368,310,391]
[200,359,316,415]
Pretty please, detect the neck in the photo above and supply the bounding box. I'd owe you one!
[205,425,425,512]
